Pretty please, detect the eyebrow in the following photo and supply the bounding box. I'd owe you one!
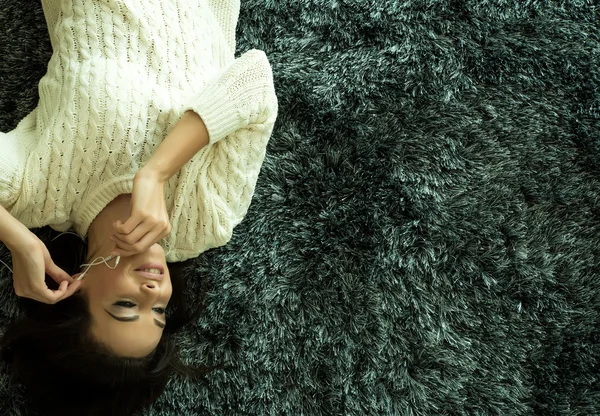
[104,309,166,329]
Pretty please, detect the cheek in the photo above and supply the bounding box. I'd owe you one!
[83,268,129,297]
[165,277,174,300]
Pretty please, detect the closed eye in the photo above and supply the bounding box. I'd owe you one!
[113,301,166,314]
[104,310,166,329]
[115,301,136,308]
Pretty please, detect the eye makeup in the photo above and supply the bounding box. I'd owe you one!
[113,301,166,314]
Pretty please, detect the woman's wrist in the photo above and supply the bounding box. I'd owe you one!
[136,163,168,186]
[141,110,210,183]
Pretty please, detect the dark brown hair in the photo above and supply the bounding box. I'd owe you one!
[0,230,229,416]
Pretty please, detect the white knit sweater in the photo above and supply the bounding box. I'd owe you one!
[0,0,278,262]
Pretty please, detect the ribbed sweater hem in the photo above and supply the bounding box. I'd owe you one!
[74,175,135,237]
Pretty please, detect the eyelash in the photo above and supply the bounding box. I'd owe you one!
[114,301,166,314]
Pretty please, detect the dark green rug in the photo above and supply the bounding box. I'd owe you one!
[1,1,599,415]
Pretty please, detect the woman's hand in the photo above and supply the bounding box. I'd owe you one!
[110,168,171,257]
[9,231,82,304]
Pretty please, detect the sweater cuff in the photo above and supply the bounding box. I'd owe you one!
[180,49,275,146]
[182,84,248,145]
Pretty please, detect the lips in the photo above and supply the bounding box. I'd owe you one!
[134,270,164,281]
[134,263,165,281]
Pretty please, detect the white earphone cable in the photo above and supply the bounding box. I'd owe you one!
[1,231,172,276]
[77,254,121,280]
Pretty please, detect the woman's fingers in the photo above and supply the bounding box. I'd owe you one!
[112,219,153,256]
[11,238,83,305]
[46,261,74,284]
[113,218,141,235]
[53,280,83,302]
[110,247,138,257]
[22,280,72,304]
[112,218,149,243]
[43,280,82,304]
[16,277,83,304]
[112,172,170,257]
[43,280,70,303]
[112,222,149,247]
[112,219,170,255]
[112,227,166,257]
[112,225,152,252]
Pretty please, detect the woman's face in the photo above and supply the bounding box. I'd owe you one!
[75,243,172,358]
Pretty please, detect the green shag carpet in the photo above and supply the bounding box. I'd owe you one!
[1,1,600,415]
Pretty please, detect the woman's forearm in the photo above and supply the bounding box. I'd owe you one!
[141,110,210,183]
[0,204,32,251]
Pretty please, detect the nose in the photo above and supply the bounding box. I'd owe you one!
[142,282,158,290]
[141,282,162,302]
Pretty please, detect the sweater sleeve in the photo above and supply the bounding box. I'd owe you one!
[200,75,278,251]
[181,48,276,146]
[167,65,278,262]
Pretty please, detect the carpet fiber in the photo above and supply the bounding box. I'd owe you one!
[1,1,599,415]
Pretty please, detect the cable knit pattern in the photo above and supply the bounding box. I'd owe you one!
[0,0,278,262]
